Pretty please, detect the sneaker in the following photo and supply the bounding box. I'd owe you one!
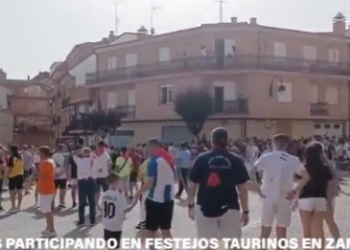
[72,202,77,208]
[76,222,85,227]
[90,221,96,226]
[58,204,66,209]
[7,208,17,214]
[42,231,57,238]
[0,206,4,212]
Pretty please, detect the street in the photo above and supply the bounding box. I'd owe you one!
[1,179,350,246]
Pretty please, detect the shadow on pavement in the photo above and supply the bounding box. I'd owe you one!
[62,214,102,238]
[22,206,46,219]
[54,208,78,217]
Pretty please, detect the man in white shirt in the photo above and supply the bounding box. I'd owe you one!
[52,144,68,209]
[245,140,260,177]
[251,134,309,242]
[74,147,96,226]
[91,142,111,208]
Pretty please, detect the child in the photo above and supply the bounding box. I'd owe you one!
[101,173,136,249]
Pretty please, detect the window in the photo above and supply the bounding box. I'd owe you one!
[160,85,173,104]
[125,53,138,67]
[108,57,117,70]
[106,92,118,108]
[273,42,286,58]
[277,82,293,103]
[127,89,135,105]
[303,46,317,60]
[325,87,338,105]
[314,124,321,129]
[328,48,339,63]
[224,39,235,56]
[333,124,340,129]
[309,85,319,103]
[324,124,331,129]
[158,48,170,62]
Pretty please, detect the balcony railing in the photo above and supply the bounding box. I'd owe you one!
[116,105,136,118]
[61,97,70,110]
[310,102,328,116]
[86,55,350,85]
[213,99,249,115]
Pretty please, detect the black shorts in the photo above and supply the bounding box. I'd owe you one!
[104,230,121,249]
[130,171,138,183]
[55,179,67,189]
[145,198,174,231]
[8,175,24,191]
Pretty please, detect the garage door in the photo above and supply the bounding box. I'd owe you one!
[161,126,194,144]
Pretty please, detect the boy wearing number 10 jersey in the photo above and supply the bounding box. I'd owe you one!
[101,173,137,249]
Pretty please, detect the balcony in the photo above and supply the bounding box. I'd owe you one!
[61,97,70,110]
[310,102,329,116]
[213,99,249,115]
[116,105,136,118]
[86,55,350,85]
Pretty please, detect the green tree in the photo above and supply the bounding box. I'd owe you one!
[84,109,125,139]
[174,88,213,140]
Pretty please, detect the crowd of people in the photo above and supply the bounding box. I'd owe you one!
[0,129,346,249]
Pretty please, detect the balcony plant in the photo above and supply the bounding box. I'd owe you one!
[174,87,213,140]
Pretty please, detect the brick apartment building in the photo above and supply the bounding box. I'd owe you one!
[45,13,350,146]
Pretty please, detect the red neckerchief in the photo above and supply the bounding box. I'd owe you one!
[152,148,175,169]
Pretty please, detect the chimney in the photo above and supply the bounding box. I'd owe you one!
[250,17,257,25]
[0,69,6,81]
[332,12,346,35]
[137,25,149,39]
[137,25,148,34]
[108,31,115,39]
[230,17,237,23]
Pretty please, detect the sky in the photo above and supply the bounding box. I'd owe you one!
[0,0,348,79]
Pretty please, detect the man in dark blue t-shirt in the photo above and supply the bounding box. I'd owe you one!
[187,127,250,240]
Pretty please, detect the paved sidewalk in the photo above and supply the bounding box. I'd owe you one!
[1,180,350,247]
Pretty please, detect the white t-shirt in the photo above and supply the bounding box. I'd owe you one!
[254,150,304,201]
[246,145,260,164]
[52,152,67,179]
[74,156,94,180]
[92,152,111,178]
[33,154,41,164]
[101,189,127,232]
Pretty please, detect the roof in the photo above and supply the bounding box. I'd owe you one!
[96,19,350,52]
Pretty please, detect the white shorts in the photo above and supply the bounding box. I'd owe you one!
[298,198,327,212]
[70,179,77,185]
[40,194,54,213]
[195,207,241,239]
[261,197,292,227]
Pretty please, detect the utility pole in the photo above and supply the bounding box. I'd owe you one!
[113,1,124,35]
[150,2,161,32]
[214,0,227,23]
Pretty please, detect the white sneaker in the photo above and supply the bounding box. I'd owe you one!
[42,231,57,238]
[7,208,16,214]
